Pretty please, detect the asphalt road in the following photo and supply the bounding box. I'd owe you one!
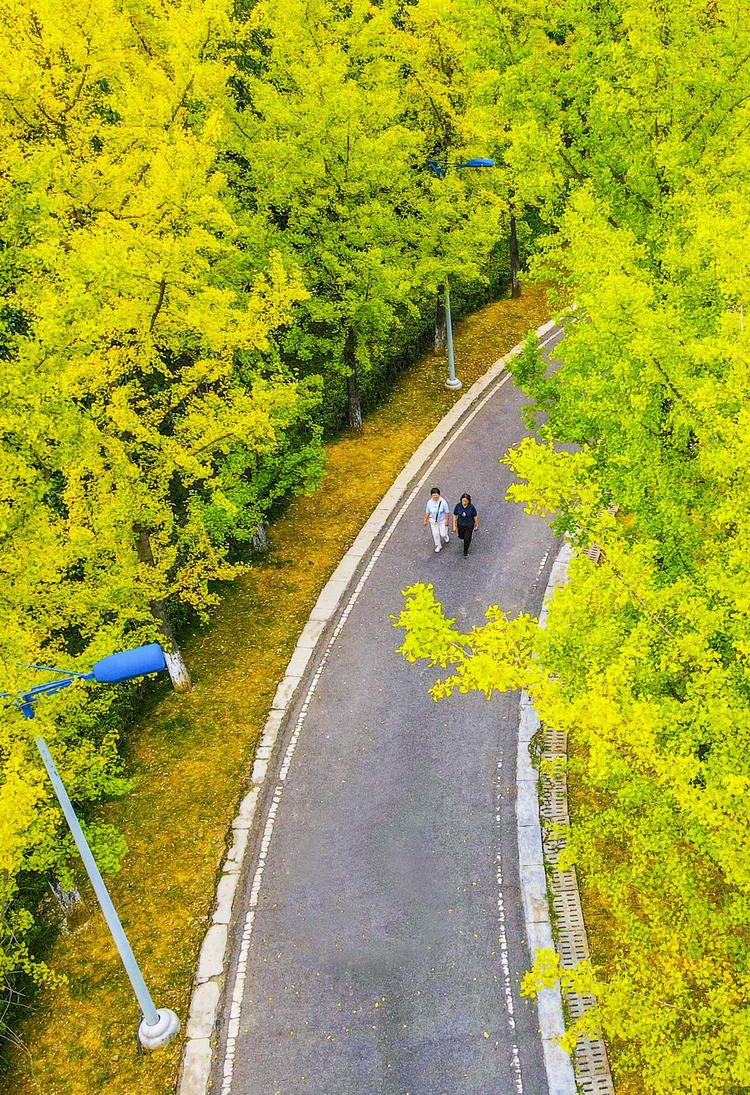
[216,325,565,1095]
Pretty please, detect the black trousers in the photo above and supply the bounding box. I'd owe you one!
[457,523,474,554]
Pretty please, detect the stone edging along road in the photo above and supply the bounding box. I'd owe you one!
[177,315,569,1095]
[523,540,616,1095]
[517,541,578,1095]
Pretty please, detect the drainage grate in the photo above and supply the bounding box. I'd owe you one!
[581,506,619,568]
[575,1038,617,1095]
[540,725,616,1094]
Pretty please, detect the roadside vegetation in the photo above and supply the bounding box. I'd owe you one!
[1,288,551,1095]
[0,0,529,1067]
[396,1,750,1092]
[6,0,750,1092]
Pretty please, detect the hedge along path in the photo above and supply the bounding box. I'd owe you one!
[2,284,553,1095]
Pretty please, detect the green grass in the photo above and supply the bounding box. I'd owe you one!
[1,285,554,1095]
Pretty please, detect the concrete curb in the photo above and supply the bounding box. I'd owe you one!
[517,539,578,1095]
[176,315,560,1095]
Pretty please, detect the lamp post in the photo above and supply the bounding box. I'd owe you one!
[428,156,495,390]
[1,643,180,1050]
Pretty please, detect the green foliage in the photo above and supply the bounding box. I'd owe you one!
[521,949,602,1053]
[0,0,519,1050]
[0,0,321,1041]
[396,0,750,1089]
[508,333,559,425]
[395,581,539,696]
[223,0,506,426]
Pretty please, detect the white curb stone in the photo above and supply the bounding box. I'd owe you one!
[518,704,540,742]
[284,644,314,679]
[517,778,541,829]
[270,675,302,711]
[180,1039,212,1095]
[516,535,578,1095]
[212,873,240,926]
[309,580,349,620]
[235,788,258,821]
[529,543,615,1095]
[250,758,268,783]
[521,864,551,924]
[177,311,569,1095]
[260,709,284,740]
[537,987,568,1037]
[517,822,545,868]
[527,917,555,954]
[196,925,228,983]
[295,617,328,649]
[225,827,249,868]
[329,556,359,586]
[186,982,221,1039]
[517,738,537,782]
[544,1038,580,1095]
[349,525,380,553]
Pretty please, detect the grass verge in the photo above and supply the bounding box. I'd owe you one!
[2,285,552,1095]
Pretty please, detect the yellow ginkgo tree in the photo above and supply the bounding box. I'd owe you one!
[0,0,323,1029]
[397,0,750,1089]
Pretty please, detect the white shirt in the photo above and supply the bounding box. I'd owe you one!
[425,497,449,521]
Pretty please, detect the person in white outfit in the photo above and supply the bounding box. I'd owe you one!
[423,487,450,552]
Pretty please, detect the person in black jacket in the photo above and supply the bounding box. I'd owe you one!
[453,493,479,557]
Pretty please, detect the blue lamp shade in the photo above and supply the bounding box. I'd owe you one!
[92,643,166,684]
[459,157,495,168]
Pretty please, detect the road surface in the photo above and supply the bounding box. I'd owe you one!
[215,325,565,1095]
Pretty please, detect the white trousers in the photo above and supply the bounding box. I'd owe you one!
[429,519,449,549]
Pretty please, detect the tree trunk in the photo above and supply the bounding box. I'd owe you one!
[252,523,269,553]
[344,328,363,433]
[509,214,521,299]
[158,618,192,692]
[46,871,82,916]
[134,526,192,692]
[434,284,447,352]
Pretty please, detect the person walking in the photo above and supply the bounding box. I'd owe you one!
[453,493,479,557]
[424,487,450,552]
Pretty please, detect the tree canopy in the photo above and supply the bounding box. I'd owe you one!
[0,0,513,1042]
[396,0,750,1089]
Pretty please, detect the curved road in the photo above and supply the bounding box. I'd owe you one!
[215,325,564,1095]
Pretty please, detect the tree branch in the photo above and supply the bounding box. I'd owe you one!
[149,277,167,333]
[189,432,236,458]
[600,553,676,639]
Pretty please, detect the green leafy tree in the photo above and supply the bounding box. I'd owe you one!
[396,0,750,1088]
[0,0,323,1025]
[0,0,323,679]
[224,0,504,429]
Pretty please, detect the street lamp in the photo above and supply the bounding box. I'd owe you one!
[428,156,495,390]
[1,643,180,1050]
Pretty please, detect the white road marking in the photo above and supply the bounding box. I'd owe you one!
[496,758,525,1094]
[539,331,560,350]
[535,551,549,579]
[220,334,561,1093]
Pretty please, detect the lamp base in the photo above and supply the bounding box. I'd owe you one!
[139,1008,180,1049]
[445,377,463,390]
